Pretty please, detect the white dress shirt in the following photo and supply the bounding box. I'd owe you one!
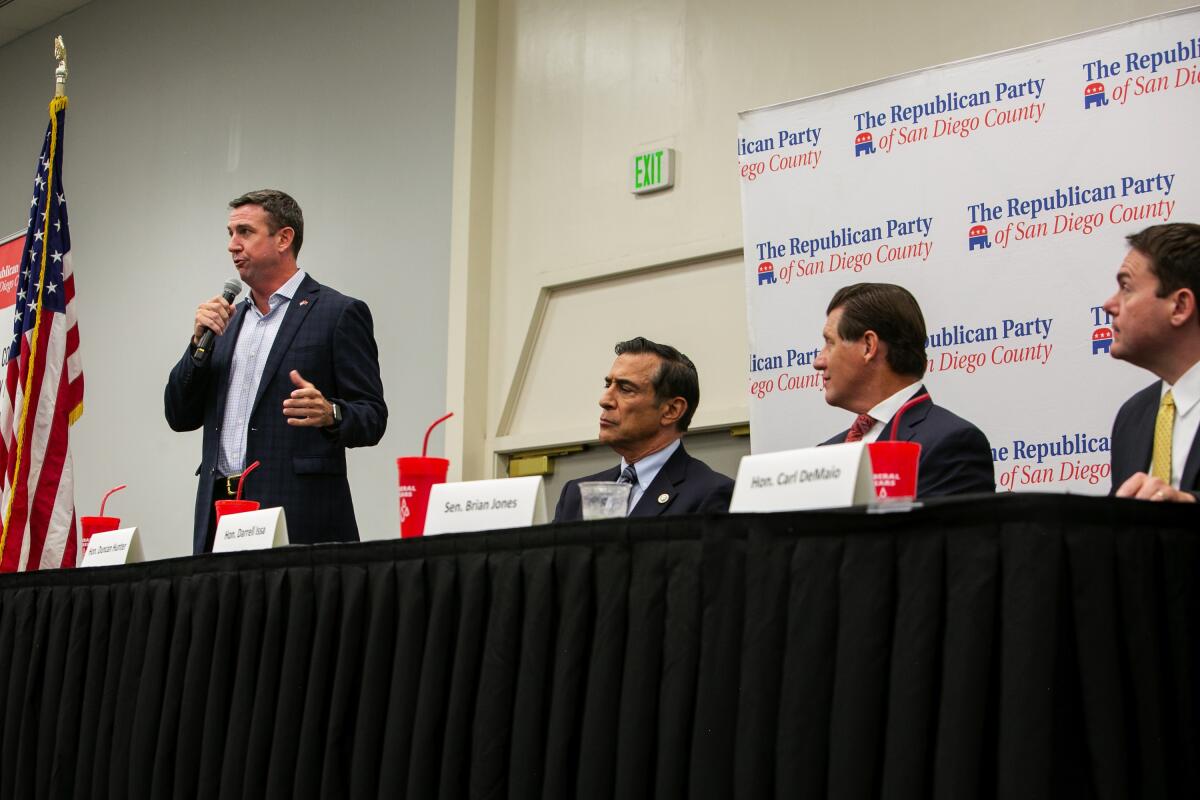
[857,381,925,443]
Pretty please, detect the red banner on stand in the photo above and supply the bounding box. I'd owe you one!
[0,233,21,311]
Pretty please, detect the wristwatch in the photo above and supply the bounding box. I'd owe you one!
[330,402,342,426]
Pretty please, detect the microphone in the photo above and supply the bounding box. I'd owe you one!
[191,278,244,366]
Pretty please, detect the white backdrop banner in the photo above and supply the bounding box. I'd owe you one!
[738,8,1200,494]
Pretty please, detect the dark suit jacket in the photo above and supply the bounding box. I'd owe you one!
[821,387,994,498]
[1110,380,1200,494]
[165,274,387,553]
[553,443,733,523]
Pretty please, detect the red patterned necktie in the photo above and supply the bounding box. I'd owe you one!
[844,413,875,443]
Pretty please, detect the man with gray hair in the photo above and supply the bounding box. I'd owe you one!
[165,189,387,552]
[553,336,733,522]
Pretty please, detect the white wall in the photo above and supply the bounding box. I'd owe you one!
[0,0,458,557]
[0,0,1187,559]
[447,0,1188,478]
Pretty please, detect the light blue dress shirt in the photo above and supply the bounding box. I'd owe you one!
[217,269,307,476]
[619,438,681,513]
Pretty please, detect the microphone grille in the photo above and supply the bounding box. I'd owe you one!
[223,278,244,299]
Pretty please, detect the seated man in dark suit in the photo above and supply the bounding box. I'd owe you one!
[814,282,994,497]
[553,337,734,521]
[1104,223,1200,503]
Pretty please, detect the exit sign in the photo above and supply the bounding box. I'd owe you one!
[631,148,675,194]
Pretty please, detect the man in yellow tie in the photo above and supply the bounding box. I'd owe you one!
[1104,223,1200,502]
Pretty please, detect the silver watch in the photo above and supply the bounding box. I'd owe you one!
[330,402,342,425]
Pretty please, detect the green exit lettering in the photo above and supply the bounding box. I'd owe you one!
[635,151,662,187]
[631,148,674,194]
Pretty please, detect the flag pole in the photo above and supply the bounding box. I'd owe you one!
[54,36,67,97]
[0,36,77,568]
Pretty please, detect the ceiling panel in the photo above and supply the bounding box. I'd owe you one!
[0,0,91,49]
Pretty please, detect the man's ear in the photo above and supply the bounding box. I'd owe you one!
[660,396,687,428]
[862,330,881,363]
[1169,288,1197,329]
[276,226,295,255]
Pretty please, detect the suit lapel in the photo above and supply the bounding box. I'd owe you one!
[213,303,250,426]
[250,275,320,418]
[629,444,688,518]
[1171,385,1200,489]
[1123,385,1159,481]
[1182,432,1200,491]
[881,385,932,442]
[1129,382,1200,490]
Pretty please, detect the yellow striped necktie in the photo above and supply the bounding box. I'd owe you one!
[1151,390,1175,483]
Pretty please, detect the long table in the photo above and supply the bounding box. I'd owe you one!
[0,494,1196,799]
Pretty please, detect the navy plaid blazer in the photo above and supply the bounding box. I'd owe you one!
[165,274,387,553]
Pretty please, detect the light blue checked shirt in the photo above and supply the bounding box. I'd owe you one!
[217,269,307,476]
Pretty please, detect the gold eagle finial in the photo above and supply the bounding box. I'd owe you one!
[54,36,68,96]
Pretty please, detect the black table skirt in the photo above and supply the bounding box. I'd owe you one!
[0,494,1196,799]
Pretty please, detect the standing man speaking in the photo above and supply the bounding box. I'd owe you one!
[165,190,387,552]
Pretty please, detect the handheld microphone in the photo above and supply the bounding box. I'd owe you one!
[191,278,244,366]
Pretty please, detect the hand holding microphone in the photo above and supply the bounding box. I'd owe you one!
[191,278,243,366]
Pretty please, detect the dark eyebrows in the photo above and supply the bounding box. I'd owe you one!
[605,375,639,391]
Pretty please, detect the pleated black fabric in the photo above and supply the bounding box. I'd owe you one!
[0,494,1196,799]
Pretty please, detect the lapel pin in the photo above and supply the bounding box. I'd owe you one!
[657,493,670,504]
[299,299,309,306]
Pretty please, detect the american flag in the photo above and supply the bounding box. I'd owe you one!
[0,95,83,571]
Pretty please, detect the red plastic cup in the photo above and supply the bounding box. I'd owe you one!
[397,456,450,537]
[867,441,921,500]
[80,515,120,559]
[214,499,260,525]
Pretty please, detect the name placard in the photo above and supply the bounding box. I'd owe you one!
[80,527,143,567]
[212,507,289,552]
[424,476,547,535]
[730,443,875,512]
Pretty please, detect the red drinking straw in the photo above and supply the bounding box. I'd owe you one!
[99,484,126,517]
[236,460,261,500]
[888,393,931,440]
[422,412,454,457]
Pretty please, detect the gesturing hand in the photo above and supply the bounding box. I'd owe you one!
[283,370,334,428]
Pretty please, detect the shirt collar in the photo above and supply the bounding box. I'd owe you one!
[1163,359,1200,417]
[866,380,925,428]
[247,269,307,314]
[620,438,681,491]
[274,268,306,302]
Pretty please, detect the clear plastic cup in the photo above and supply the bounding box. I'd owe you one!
[579,481,632,520]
